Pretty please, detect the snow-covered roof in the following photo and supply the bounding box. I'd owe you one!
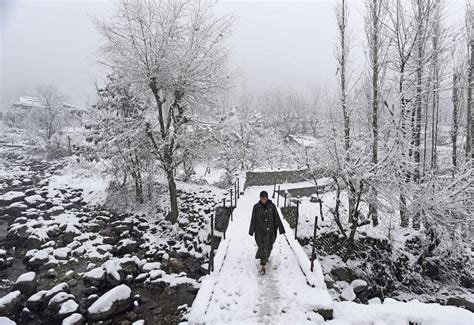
[287,134,322,147]
[13,96,45,109]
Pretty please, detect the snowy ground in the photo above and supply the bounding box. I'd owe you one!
[187,183,473,324]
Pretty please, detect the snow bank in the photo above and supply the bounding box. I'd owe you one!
[278,208,326,289]
[333,299,473,325]
[48,158,109,206]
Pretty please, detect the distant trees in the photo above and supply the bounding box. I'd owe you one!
[95,0,233,224]
[25,84,68,146]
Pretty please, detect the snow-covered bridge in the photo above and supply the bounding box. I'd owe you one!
[188,185,333,323]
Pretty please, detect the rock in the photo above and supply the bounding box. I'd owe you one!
[44,283,70,301]
[368,297,382,304]
[84,267,105,287]
[46,269,59,279]
[25,235,43,249]
[0,191,26,206]
[62,313,85,325]
[48,206,65,216]
[117,239,138,255]
[446,296,474,312]
[25,189,37,196]
[351,279,368,294]
[58,299,79,318]
[324,274,335,289]
[48,291,76,313]
[24,195,45,207]
[14,271,37,294]
[68,279,78,288]
[341,285,356,302]
[0,290,23,316]
[25,248,52,269]
[6,202,28,217]
[331,266,357,282]
[87,284,132,321]
[26,290,47,311]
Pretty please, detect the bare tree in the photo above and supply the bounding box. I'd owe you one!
[335,0,355,222]
[467,4,473,159]
[95,0,233,223]
[364,0,388,226]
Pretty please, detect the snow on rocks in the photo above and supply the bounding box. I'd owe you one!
[87,284,132,321]
[0,290,23,316]
[24,194,44,207]
[14,271,37,294]
[0,191,26,205]
[62,312,84,325]
[0,316,16,325]
[6,202,28,217]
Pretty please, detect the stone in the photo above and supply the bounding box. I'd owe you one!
[24,195,45,208]
[86,284,132,321]
[62,312,85,325]
[446,296,474,312]
[14,271,37,295]
[26,290,47,311]
[6,202,28,217]
[351,279,368,294]
[48,291,75,311]
[0,191,26,206]
[0,290,23,316]
[330,266,357,283]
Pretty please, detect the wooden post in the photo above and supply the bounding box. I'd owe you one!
[272,179,276,198]
[237,178,240,198]
[277,185,280,206]
[230,188,234,222]
[222,198,226,208]
[230,188,233,208]
[209,212,215,274]
[284,193,287,207]
[295,201,300,240]
[310,216,319,272]
[234,182,238,207]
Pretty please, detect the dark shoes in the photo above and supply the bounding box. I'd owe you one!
[259,266,266,275]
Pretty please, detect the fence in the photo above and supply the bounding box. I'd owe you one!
[208,177,240,273]
[275,184,320,273]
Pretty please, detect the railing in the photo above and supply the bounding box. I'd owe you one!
[275,183,320,272]
[209,177,240,274]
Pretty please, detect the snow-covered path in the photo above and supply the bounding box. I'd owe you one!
[188,185,332,324]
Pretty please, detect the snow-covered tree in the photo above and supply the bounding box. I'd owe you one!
[93,73,149,203]
[95,0,233,223]
[25,84,68,146]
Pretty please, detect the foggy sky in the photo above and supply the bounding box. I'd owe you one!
[0,0,466,108]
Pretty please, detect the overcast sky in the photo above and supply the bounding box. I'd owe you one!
[0,0,466,108]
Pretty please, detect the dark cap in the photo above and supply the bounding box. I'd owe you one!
[259,191,268,198]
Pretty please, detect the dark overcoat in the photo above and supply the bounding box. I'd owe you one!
[248,199,286,260]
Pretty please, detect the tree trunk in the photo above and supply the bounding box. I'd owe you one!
[369,0,380,227]
[399,68,409,228]
[148,80,180,224]
[452,72,459,172]
[467,35,473,159]
[338,0,354,222]
[166,157,179,224]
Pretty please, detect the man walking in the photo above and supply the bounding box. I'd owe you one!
[249,190,286,274]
